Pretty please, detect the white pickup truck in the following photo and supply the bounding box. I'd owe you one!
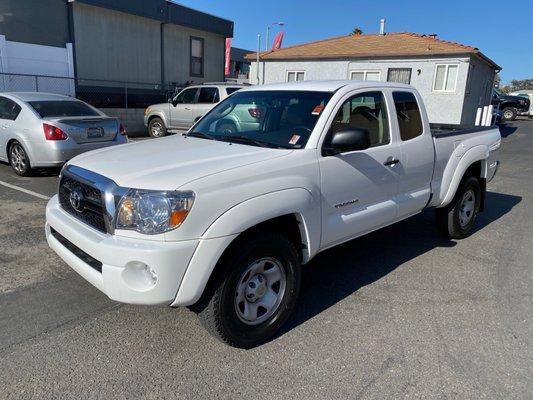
[45,81,501,348]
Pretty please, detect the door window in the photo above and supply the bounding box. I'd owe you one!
[392,91,423,141]
[197,87,220,104]
[175,88,198,104]
[328,91,390,148]
[0,97,22,120]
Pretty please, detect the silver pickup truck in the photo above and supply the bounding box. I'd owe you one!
[144,83,245,137]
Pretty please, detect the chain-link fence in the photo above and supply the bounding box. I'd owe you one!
[0,72,75,96]
[0,72,185,133]
[0,72,174,108]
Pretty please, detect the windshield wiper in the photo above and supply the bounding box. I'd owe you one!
[184,131,216,140]
[222,135,281,148]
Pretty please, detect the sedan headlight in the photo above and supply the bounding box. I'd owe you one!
[116,190,195,234]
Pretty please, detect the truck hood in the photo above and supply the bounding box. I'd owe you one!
[68,135,292,190]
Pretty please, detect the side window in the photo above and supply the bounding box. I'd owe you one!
[175,88,198,104]
[392,91,423,141]
[198,87,219,104]
[0,97,22,120]
[329,91,390,148]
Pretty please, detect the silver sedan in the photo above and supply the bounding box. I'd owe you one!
[0,92,127,176]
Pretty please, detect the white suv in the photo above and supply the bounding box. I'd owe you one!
[144,83,245,137]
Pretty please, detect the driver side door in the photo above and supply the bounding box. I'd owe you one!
[170,87,198,130]
[319,90,401,248]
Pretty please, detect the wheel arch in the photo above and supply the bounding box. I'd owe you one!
[439,147,487,208]
[172,188,320,307]
[6,138,32,167]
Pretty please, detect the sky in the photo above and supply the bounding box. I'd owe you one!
[175,0,531,84]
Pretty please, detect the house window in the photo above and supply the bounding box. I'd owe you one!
[387,68,412,84]
[287,71,305,82]
[350,70,381,81]
[433,64,458,92]
[190,37,204,77]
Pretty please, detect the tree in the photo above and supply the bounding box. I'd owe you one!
[350,27,363,36]
[497,77,533,93]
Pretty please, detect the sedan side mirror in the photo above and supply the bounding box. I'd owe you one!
[323,128,371,156]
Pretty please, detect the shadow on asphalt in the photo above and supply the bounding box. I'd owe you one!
[498,123,518,138]
[281,191,522,337]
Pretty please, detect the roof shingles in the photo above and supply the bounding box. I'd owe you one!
[246,32,499,69]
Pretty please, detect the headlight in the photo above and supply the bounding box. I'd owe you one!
[116,190,195,234]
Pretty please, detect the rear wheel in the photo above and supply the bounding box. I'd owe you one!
[148,117,167,138]
[502,107,517,121]
[9,141,32,176]
[195,232,301,348]
[436,176,481,239]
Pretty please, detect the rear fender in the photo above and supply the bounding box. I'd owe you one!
[438,145,488,207]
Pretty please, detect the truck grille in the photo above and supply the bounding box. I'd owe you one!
[58,176,107,233]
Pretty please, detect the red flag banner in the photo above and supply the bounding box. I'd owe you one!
[224,38,232,76]
[272,31,284,51]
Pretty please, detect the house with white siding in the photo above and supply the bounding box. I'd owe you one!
[248,31,500,125]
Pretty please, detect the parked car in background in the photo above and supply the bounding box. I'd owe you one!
[46,81,501,348]
[509,90,533,118]
[144,83,246,138]
[0,93,127,176]
[491,88,530,121]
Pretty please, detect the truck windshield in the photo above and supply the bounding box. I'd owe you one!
[29,101,100,118]
[191,90,333,149]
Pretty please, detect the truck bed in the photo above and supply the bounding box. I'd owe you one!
[428,124,501,208]
[430,123,496,138]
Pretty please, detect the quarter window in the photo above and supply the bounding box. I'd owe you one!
[287,71,305,82]
[392,91,423,141]
[329,91,390,148]
[350,70,381,81]
[190,37,204,77]
[433,64,458,92]
[198,87,220,103]
[387,68,412,84]
[0,97,22,120]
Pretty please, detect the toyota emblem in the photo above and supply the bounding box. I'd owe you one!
[69,187,84,213]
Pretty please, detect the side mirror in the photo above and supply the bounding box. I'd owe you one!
[323,128,371,156]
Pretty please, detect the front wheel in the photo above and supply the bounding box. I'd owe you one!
[148,117,167,138]
[195,233,301,348]
[436,176,481,239]
[502,107,517,121]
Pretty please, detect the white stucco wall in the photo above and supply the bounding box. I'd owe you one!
[250,56,494,124]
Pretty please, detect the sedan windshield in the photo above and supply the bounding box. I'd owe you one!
[29,101,100,118]
[191,90,333,149]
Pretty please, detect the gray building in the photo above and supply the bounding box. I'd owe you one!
[249,32,500,125]
[1,0,233,93]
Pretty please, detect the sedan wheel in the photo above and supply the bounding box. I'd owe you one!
[9,142,31,176]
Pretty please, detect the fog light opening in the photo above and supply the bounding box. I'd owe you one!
[122,261,158,290]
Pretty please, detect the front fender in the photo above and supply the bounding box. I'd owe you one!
[438,145,488,207]
[171,188,320,306]
[147,110,169,127]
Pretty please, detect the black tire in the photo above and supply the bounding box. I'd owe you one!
[148,117,167,138]
[435,175,481,239]
[502,107,517,121]
[195,232,301,348]
[8,141,32,176]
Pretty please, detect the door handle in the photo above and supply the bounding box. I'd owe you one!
[184,107,191,110]
[2,124,10,129]
[384,158,400,166]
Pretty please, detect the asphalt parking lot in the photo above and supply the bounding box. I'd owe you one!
[0,120,531,399]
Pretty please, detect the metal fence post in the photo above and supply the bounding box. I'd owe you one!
[125,82,128,109]
[35,75,39,92]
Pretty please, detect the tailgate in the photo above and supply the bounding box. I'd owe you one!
[47,117,119,144]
